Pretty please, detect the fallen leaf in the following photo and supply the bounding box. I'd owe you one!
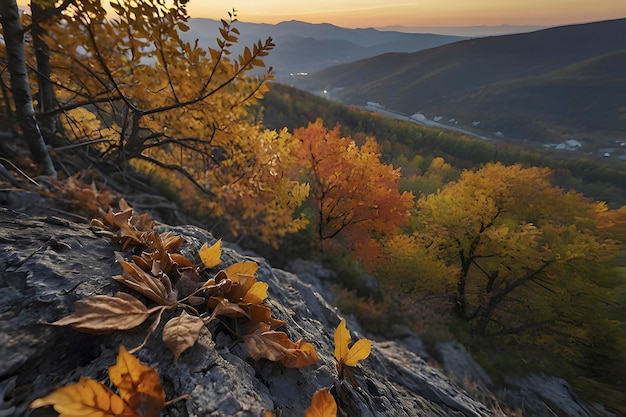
[162,311,205,362]
[50,292,150,334]
[157,232,184,253]
[114,261,173,305]
[29,376,138,416]
[243,323,319,368]
[246,303,286,329]
[208,297,248,320]
[199,239,222,269]
[224,261,258,279]
[305,388,337,417]
[31,346,179,416]
[225,273,268,304]
[242,280,268,304]
[108,346,166,417]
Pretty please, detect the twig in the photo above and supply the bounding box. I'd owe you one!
[52,138,110,151]
[0,157,40,187]
[43,207,90,223]
[0,161,20,187]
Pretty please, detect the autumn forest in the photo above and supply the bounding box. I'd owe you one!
[1,0,625,414]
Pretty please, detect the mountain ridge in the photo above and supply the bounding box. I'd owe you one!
[296,18,626,146]
[182,18,465,80]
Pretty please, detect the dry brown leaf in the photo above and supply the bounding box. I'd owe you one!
[50,292,150,334]
[208,297,248,320]
[114,261,174,305]
[176,267,202,298]
[245,303,286,329]
[170,253,195,269]
[108,346,166,417]
[162,311,205,362]
[305,388,337,417]
[243,323,319,368]
[158,231,184,253]
[211,261,268,306]
[30,376,138,416]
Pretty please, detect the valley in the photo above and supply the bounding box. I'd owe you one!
[294,18,626,158]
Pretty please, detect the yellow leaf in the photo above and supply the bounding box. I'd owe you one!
[224,261,258,279]
[334,318,371,367]
[199,239,222,269]
[344,339,372,367]
[29,376,138,416]
[333,318,351,364]
[108,346,166,417]
[242,281,268,304]
[304,388,337,417]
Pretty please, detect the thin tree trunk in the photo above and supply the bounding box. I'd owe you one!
[0,0,56,177]
[31,1,57,138]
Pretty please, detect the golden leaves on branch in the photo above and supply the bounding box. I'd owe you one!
[30,346,179,417]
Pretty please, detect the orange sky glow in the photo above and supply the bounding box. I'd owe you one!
[14,1,626,28]
[189,1,626,28]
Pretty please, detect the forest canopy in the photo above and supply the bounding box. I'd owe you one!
[1,0,625,412]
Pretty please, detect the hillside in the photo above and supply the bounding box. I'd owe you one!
[261,83,626,206]
[181,19,464,80]
[296,18,626,146]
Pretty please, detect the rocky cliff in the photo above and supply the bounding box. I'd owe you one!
[2,181,609,417]
[0,200,496,417]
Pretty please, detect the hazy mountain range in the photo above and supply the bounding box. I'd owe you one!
[295,18,626,146]
[376,24,548,37]
[182,19,465,80]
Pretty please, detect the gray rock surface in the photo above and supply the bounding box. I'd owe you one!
[435,342,493,390]
[500,373,610,417]
[0,208,494,417]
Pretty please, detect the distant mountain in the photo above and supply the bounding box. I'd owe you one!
[376,25,549,37]
[296,18,626,144]
[181,19,465,80]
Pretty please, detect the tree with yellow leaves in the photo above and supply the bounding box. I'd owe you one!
[375,162,625,388]
[2,0,309,244]
[414,162,616,334]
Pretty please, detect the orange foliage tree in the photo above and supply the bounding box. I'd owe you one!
[294,119,413,255]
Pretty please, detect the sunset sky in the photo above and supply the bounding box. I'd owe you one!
[188,1,626,28]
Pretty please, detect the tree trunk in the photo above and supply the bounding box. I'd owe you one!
[0,0,56,177]
[31,1,58,139]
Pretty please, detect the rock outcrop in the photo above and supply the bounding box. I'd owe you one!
[0,207,495,416]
